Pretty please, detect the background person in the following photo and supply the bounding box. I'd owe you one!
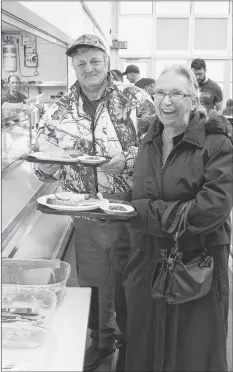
[110,69,123,82]
[223,98,233,116]
[191,58,223,114]
[124,64,232,372]
[33,34,156,372]
[1,73,27,105]
[122,64,156,100]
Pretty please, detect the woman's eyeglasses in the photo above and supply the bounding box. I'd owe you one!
[154,90,192,101]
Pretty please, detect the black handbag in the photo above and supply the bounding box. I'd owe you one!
[151,201,214,304]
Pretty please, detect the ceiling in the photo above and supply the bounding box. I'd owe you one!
[2,21,22,33]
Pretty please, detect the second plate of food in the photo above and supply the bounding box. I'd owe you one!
[77,155,107,165]
[100,203,135,216]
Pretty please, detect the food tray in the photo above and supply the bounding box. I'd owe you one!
[24,154,81,166]
[25,154,109,166]
[37,199,137,220]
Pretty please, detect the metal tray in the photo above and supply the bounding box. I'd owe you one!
[37,199,137,220]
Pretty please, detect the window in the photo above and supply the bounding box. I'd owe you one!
[155,1,190,15]
[155,59,187,78]
[193,1,229,15]
[156,19,189,50]
[216,82,224,93]
[194,19,228,50]
[119,17,153,55]
[120,1,153,14]
[205,61,225,82]
[230,60,232,83]
[230,61,233,99]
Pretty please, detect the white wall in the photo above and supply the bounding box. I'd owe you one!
[19,1,84,40]
[19,1,112,88]
[83,1,112,45]
[2,32,67,81]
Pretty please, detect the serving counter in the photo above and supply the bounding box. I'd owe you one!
[2,110,74,262]
[3,287,91,372]
[44,287,91,371]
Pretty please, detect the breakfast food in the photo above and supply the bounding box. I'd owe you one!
[108,205,127,211]
[66,150,83,158]
[85,156,101,160]
[47,198,80,206]
[32,151,71,159]
[46,193,101,207]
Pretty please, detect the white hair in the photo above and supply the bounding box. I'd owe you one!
[158,63,200,106]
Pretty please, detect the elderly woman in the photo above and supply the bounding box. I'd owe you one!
[124,64,232,371]
[1,73,27,104]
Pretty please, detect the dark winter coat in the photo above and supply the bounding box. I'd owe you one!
[124,112,233,372]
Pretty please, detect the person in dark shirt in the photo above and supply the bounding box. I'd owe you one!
[122,64,156,100]
[191,58,223,114]
[1,73,27,105]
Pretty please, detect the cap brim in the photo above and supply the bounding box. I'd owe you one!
[66,45,78,57]
[66,44,106,57]
[122,71,127,75]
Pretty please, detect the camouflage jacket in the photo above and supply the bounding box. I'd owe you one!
[34,75,156,194]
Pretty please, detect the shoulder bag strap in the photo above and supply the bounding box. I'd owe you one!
[169,200,193,257]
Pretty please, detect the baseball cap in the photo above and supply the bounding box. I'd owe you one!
[66,34,107,57]
[122,65,140,75]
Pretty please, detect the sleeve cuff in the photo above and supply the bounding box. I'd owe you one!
[34,164,59,183]
[131,199,149,233]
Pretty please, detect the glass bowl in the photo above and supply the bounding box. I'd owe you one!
[2,259,71,308]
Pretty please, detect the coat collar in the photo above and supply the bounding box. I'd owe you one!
[69,73,116,102]
[143,111,207,149]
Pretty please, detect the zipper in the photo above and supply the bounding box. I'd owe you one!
[91,99,108,193]
[161,141,182,173]
[153,142,163,198]
[91,118,99,193]
[152,139,182,203]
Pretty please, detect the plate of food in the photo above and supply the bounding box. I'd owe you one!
[37,192,109,211]
[100,202,135,216]
[77,155,107,165]
[27,151,81,163]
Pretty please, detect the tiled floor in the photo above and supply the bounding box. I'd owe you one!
[66,245,233,371]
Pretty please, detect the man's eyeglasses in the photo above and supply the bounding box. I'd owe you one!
[154,90,192,101]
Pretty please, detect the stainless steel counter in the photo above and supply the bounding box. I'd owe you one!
[2,158,73,261]
[2,161,42,235]
[2,110,33,169]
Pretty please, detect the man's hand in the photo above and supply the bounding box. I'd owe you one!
[100,153,126,175]
[37,163,60,175]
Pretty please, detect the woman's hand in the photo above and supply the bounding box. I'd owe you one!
[100,153,126,175]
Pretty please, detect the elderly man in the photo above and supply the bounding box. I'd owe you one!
[34,34,156,371]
